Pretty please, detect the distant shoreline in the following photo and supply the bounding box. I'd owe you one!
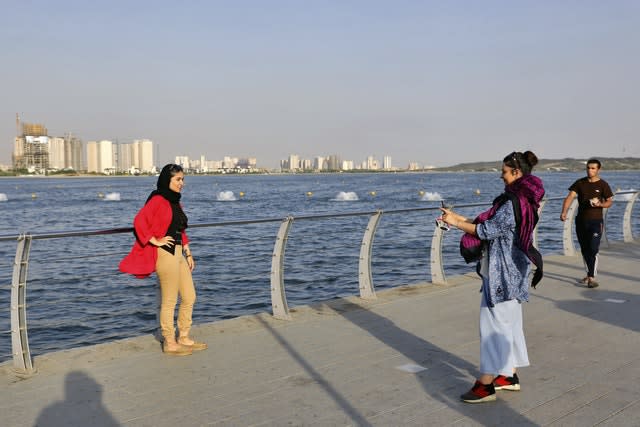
[2,156,640,178]
[2,168,640,179]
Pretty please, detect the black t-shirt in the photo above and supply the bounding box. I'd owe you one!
[160,203,187,254]
[569,177,614,221]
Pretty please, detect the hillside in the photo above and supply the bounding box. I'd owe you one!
[433,157,640,172]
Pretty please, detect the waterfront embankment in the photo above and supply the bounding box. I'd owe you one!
[2,241,639,426]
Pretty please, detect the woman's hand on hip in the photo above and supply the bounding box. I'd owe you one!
[150,236,174,247]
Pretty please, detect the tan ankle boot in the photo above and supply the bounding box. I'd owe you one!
[177,336,208,351]
[162,338,193,356]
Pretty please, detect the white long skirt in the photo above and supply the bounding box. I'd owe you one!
[479,297,530,377]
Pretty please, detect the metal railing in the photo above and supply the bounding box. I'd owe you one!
[2,192,638,375]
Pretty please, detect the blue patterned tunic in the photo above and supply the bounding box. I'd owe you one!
[476,200,531,307]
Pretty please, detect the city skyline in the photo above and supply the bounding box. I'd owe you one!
[2,118,448,171]
[2,2,639,169]
[9,117,405,173]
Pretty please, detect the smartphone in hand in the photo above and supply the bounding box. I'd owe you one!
[436,200,450,231]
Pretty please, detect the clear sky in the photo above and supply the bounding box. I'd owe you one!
[2,0,639,169]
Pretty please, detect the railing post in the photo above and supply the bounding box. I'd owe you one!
[601,207,609,248]
[11,234,35,375]
[534,199,547,249]
[562,198,578,256]
[430,225,447,285]
[622,191,639,242]
[358,210,383,299]
[270,216,294,320]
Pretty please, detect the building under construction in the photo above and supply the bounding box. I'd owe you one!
[12,115,49,171]
[12,115,83,172]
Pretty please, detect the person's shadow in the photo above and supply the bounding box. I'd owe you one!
[34,371,120,427]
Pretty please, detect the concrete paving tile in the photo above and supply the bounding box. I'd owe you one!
[597,399,640,427]
[545,390,640,426]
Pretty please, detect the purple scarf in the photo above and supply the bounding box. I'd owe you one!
[460,174,545,287]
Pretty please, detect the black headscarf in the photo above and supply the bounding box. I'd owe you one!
[145,164,188,231]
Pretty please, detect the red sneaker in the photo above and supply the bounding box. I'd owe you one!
[460,380,496,403]
[493,373,521,391]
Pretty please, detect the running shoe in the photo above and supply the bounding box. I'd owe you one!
[460,381,496,403]
[493,373,520,391]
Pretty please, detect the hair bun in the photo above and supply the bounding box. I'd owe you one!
[523,151,538,168]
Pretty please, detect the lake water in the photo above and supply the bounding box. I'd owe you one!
[0,171,638,362]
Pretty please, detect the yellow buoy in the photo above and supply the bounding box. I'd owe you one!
[369,191,376,196]
[98,192,104,198]
[239,192,245,197]
[31,193,37,199]
[306,191,313,197]
[418,190,425,196]
[474,189,481,195]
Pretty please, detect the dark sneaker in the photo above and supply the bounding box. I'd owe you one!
[493,373,521,391]
[460,380,496,403]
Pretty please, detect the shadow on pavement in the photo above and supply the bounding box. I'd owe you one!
[256,316,372,426]
[258,297,538,425]
[329,299,538,426]
[34,370,120,427]
[536,289,640,333]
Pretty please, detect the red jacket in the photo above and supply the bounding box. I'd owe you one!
[119,195,190,278]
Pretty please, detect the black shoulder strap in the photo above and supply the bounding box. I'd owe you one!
[503,192,543,288]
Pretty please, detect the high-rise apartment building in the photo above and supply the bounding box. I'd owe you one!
[287,154,300,171]
[119,139,154,173]
[86,140,115,174]
[132,139,154,172]
[326,154,340,171]
[383,156,392,170]
[342,160,354,170]
[223,156,239,169]
[300,159,312,170]
[64,133,84,171]
[175,156,189,168]
[48,137,66,170]
[314,156,325,171]
[366,156,379,170]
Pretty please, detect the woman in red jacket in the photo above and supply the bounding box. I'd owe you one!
[120,164,207,356]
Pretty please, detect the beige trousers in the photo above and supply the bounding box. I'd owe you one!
[156,245,196,340]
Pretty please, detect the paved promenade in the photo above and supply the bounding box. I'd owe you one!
[2,241,639,427]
